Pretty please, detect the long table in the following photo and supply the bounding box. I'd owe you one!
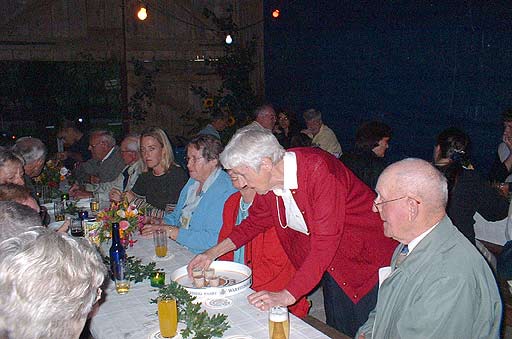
[89,235,330,339]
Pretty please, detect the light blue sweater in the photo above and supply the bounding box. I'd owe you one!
[163,170,236,254]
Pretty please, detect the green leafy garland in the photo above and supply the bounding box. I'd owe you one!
[151,281,230,339]
[103,256,230,338]
[103,256,159,283]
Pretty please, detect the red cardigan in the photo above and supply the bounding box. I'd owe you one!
[229,148,397,303]
[218,192,310,317]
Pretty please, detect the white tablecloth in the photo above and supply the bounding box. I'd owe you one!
[89,235,329,339]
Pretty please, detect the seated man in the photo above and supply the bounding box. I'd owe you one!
[0,200,42,242]
[301,108,342,157]
[56,120,91,170]
[75,130,125,185]
[247,104,277,131]
[0,228,106,339]
[12,136,47,195]
[357,158,502,339]
[70,134,142,204]
[490,108,512,184]
[197,110,228,140]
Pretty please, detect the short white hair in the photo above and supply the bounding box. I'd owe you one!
[220,126,285,171]
[381,158,448,210]
[91,130,116,147]
[0,229,106,339]
[13,137,47,164]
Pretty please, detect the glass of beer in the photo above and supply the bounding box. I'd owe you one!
[53,200,66,222]
[158,298,178,338]
[113,260,130,294]
[269,306,290,339]
[90,193,100,213]
[153,229,168,257]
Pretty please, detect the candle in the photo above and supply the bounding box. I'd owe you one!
[150,271,166,288]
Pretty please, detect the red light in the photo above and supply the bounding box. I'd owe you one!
[272,9,280,18]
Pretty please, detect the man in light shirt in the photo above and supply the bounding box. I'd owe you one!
[247,104,277,131]
[357,158,502,339]
[301,108,342,157]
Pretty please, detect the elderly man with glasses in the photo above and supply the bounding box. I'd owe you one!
[75,130,125,185]
[188,126,396,338]
[356,158,502,339]
[70,134,142,204]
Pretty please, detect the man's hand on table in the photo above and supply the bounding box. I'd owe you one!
[247,289,296,312]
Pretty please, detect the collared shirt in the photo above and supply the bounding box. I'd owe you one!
[101,146,115,163]
[180,167,222,229]
[312,124,342,157]
[273,152,309,235]
[406,221,440,254]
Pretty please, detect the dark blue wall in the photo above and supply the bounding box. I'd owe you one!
[264,1,512,172]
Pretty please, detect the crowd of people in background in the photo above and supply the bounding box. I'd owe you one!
[0,104,511,338]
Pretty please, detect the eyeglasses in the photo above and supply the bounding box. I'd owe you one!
[89,142,102,149]
[373,196,421,209]
[185,156,204,164]
[373,196,406,209]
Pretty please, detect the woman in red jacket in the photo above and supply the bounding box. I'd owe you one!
[217,173,310,317]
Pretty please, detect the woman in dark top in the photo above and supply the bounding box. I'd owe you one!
[124,127,188,217]
[434,127,509,245]
[273,109,301,149]
[340,121,392,189]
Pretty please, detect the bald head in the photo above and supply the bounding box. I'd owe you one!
[380,158,447,211]
[375,158,447,243]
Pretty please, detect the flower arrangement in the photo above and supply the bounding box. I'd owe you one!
[33,159,72,201]
[93,201,145,246]
[34,159,65,187]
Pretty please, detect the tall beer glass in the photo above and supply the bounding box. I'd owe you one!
[269,306,289,339]
[158,298,178,338]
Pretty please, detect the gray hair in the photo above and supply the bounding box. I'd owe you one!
[91,130,116,147]
[124,133,140,152]
[303,108,322,122]
[252,104,274,120]
[0,201,42,242]
[0,149,25,167]
[381,158,448,210]
[12,137,47,164]
[0,228,106,339]
[220,126,285,171]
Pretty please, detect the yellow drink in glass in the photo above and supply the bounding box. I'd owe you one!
[155,245,167,257]
[90,200,100,212]
[115,281,130,294]
[158,298,177,338]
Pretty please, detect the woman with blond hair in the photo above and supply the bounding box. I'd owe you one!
[111,127,188,217]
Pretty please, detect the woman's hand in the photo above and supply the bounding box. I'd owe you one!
[247,290,296,312]
[142,224,169,236]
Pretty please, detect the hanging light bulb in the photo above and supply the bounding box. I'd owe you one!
[272,9,280,18]
[225,34,233,45]
[137,6,148,21]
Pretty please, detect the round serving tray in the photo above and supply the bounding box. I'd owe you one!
[170,261,252,298]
